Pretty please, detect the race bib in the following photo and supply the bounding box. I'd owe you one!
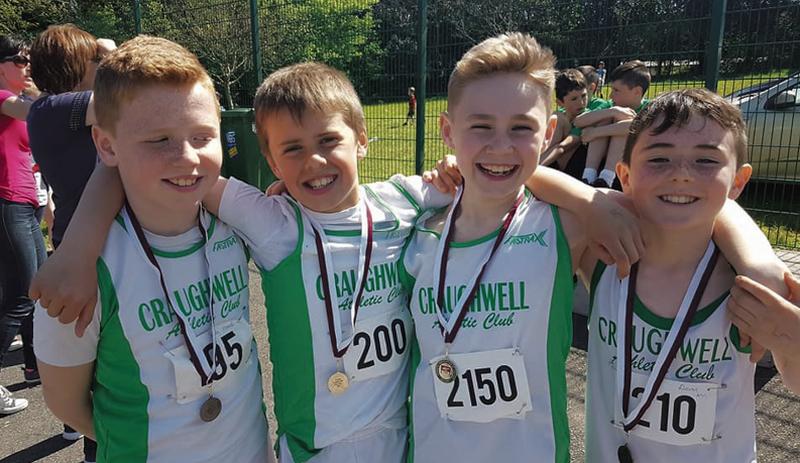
[615,373,719,446]
[430,348,532,423]
[343,309,411,382]
[166,318,254,404]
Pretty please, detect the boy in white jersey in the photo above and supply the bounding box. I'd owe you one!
[33,37,272,463]
[582,89,763,462]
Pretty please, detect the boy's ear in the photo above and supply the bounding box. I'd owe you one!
[616,161,632,193]
[542,114,558,150]
[264,152,283,180]
[356,130,368,160]
[728,163,753,200]
[92,125,119,167]
[439,112,455,150]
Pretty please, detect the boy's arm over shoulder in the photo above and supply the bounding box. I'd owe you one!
[526,166,643,277]
[369,173,454,213]
[30,164,123,334]
[216,176,296,269]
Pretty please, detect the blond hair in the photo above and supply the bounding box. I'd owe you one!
[448,32,556,110]
[253,62,365,156]
[94,35,217,132]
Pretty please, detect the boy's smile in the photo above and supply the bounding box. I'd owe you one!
[618,113,751,232]
[263,109,366,213]
[93,82,222,235]
[441,73,552,206]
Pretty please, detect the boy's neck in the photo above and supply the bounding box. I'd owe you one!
[638,220,715,271]
[127,196,200,236]
[453,186,522,242]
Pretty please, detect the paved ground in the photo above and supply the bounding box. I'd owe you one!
[3,257,800,462]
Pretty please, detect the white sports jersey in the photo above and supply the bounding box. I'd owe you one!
[219,175,450,463]
[35,208,271,463]
[586,261,756,463]
[401,190,573,463]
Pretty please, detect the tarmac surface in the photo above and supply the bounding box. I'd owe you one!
[2,259,800,462]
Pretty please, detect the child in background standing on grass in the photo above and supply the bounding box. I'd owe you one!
[403,86,416,126]
[578,60,651,189]
[34,36,273,463]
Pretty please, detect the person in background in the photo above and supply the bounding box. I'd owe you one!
[27,24,114,463]
[403,86,416,126]
[596,60,607,95]
[0,34,45,415]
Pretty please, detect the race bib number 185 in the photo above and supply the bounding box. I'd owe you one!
[430,348,532,423]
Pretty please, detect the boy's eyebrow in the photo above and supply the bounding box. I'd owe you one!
[643,142,724,151]
[279,138,302,146]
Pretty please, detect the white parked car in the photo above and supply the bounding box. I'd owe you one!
[727,73,800,182]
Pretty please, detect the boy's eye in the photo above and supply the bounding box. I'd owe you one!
[470,124,491,130]
[511,125,533,132]
[696,157,719,164]
[146,137,168,144]
[283,145,302,155]
[647,156,670,163]
[320,136,340,145]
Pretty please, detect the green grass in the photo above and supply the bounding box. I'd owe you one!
[358,70,800,248]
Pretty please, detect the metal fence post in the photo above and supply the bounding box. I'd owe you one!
[249,0,263,86]
[705,0,727,92]
[133,0,142,34]
[415,0,428,175]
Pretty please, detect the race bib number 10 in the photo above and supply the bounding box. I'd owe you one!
[616,374,719,446]
[430,348,532,423]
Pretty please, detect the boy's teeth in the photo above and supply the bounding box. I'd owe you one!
[660,195,696,204]
[308,176,335,189]
[479,163,516,175]
[169,178,198,187]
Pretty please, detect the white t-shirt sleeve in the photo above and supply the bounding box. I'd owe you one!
[218,177,299,270]
[33,300,100,367]
[378,174,453,211]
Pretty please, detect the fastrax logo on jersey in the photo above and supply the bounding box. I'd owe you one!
[212,235,238,252]
[503,230,547,247]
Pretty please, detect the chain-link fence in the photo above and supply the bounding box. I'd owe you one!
[58,0,800,248]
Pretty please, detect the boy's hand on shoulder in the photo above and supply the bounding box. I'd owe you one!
[584,191,644,278]
[729,272,800,360]
[422,154,462,195]
[265,180,287,196]
[29,249,98,337]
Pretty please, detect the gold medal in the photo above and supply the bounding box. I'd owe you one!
[200,396,222,422]
[435,358,456,383]
[327,371,350,395]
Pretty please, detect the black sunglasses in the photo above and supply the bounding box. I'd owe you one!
[0,55,30,66]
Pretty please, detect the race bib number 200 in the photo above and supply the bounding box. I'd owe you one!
[343,309,411,382]
[430,348,532,423]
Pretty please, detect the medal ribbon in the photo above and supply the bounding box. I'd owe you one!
[124,200,217,386]
[433,184,524,343]
[616,242,719,432]
[309,197,374,358]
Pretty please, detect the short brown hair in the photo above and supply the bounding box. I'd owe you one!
[623,88,748,166]
[30,24,98,95]
[253,62,365,156]
[555,69,587,101]
[93,35,217,132]
[609,60,651,94]
[447,32,556,110]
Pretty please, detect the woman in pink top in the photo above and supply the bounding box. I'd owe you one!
[0,35,45,416]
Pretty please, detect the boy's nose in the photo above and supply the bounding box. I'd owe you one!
[173,140,202,165]
[487,135,514,155]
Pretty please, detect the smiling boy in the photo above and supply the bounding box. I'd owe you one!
[33,36,272,463]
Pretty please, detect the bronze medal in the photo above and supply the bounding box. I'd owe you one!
[327,371,350,395]
[200,396,222,422]
[617,444,633,463]
[435,358,456,383]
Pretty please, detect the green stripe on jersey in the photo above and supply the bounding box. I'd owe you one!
[260,202,318,462]
[547,205,573,463]
[93,258,150,462]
